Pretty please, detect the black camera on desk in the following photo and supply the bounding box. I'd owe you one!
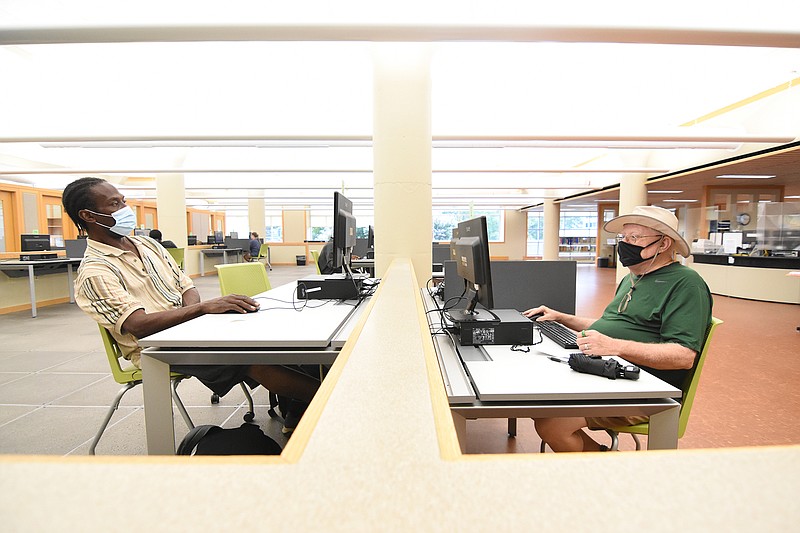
[568,354,640,380]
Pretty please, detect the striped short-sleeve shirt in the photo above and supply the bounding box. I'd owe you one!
[75,236,194,366]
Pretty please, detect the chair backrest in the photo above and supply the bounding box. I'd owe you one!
[97,324,141,385]
[256,243,270,259]
[215,262,271,297]
[310,249,321,274]
[677,316,723,437]
[166,247,185,269]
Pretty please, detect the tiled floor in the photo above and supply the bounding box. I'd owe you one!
[0,263,320,455]
[1,262,798,456]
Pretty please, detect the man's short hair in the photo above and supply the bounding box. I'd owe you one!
[149,229,163,241]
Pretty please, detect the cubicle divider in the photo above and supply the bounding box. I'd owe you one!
[442,260,577,314]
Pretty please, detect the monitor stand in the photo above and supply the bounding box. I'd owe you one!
[447,308,499,325]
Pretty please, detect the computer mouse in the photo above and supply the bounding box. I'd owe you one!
[225,307,259,314]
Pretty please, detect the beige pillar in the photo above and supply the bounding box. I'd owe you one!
[372,44,432,287]
[248,195,266,238]
[616,174,649,279]
[543,200,560,260]
[155,174,188,247]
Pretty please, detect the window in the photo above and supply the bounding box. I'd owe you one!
[526,210,598,260]
[308,213,333,242]
[527,211,544,257]
[264,214,283,242]
[432,209,504,242]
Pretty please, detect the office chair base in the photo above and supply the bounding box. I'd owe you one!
[209,383,256,422]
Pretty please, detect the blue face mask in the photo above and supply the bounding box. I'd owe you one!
[88,206,137,236]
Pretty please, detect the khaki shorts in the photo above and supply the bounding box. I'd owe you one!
[586,415,650,429]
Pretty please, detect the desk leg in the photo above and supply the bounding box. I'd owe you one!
[142,354,176,455]
[451,411,468,454]
[67,263,75,303]
[200,252,205,277]
[27,264,37,318]
[646,403,680,450]
[222,251,229,264]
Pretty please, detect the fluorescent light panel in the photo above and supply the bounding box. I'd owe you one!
[716,174,775,179]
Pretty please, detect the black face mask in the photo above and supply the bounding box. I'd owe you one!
[617,237,663,267]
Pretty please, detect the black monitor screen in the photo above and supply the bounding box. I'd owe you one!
[367,225,375,250]
[447,217,495,323]
[21,234,51,252]
[332,192,357,271]
[214,230,224,244]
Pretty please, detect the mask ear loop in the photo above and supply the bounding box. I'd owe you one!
[618,235,665,314]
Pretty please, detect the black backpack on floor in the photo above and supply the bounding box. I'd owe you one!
[177,423,282,455]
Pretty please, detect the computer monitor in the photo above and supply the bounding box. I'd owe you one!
[367,225,375,250]
[229,231,238,239]
[332,191,357,273]
[214,230,224,244]
[21,234,51,252]
[447,216,495,324]
[207,234,216,244]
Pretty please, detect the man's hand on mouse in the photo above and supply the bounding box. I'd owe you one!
[202,294,260,314]
[522,305,560,322]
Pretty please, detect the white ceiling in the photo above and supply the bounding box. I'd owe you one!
[1,4,799,215]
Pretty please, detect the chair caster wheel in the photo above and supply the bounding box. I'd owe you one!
[211,393,220,404]
[244,412,255,423]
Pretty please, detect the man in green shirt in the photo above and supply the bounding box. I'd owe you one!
[524,205,712,452]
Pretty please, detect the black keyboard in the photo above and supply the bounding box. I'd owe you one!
[535,320,579,349]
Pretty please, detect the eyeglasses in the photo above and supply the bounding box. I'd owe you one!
[615,234,663,245]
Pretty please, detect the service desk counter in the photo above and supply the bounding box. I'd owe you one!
[690,254,800,304]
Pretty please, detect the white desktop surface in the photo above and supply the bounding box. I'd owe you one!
[140,297,357,349]
[466,339,680,402]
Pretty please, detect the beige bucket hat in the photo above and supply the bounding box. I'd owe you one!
[603,205,691,257]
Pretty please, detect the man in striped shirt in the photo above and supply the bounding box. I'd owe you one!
[63,177,319,413]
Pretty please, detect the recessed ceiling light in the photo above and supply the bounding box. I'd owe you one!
[650,190,683,194]
[662,199,699,203]
[785,195,800,199]
[715,174,776,179]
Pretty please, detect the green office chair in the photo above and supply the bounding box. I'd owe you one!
[215,261,272,296]
[310,249,321,274]
[255,242,272,271]
[601,317,723,451]
[535,317,723,452]
[211,262,271,420]
[91,324,194,455]
[166,247,185,270]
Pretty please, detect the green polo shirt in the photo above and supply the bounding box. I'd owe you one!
[589,262,712,389]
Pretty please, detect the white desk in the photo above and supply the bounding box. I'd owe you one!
[139,281,369,454]
[199,247,243,276]
[0,258,82,318]
[422,290,681,450]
